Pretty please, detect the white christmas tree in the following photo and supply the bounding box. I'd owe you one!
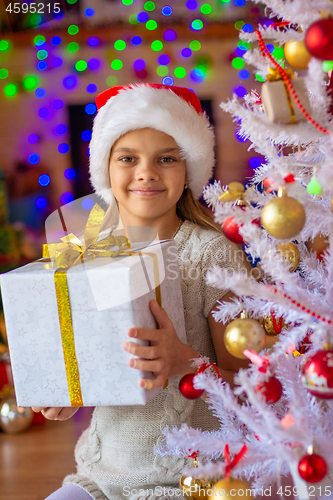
[156,1,333,498]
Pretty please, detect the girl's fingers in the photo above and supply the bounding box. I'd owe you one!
[128,357,163,373]
[123,342,159,359]
[128,327,161,341]
[139,375,166,390]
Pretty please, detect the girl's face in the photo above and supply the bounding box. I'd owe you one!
[109,128,187,226]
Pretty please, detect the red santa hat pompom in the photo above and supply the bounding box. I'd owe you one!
[89,83,215,204]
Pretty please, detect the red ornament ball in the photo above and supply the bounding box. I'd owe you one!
[301,349,333,399]
[179,373,204,400]
[305,19,333,60]
[222,217,260,244]
[256,376,283,404]
[298,454,327,483]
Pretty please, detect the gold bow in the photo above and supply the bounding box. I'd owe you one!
[43,203,130,268]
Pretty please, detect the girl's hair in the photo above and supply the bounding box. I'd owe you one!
[176,187,222,233]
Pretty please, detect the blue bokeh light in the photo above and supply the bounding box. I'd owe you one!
[88,58,101,70]
[35,88,46,98]
[186,0,197,9]
[53,99,63,109]
[82,197,94,210]
[239,69,250,80]
[85,7,95,17]
[63,75,78,89]
[64,168,75,180]
[234,0,245,6]
[236,130,247,142]
[137,12,149,22]
[37,61,47,71]
[163,30,176,41]
[36,196,47,209]
[52,57,63,68]
[81,130,92,141]
[58,143,69,154]
[61,192,74,205]
[55,124,66,135]
[29,153,40,164]
[28,133,39,144]
[249,157,261,168]
[51,36,62,46]
[242,24,254,33]
[38,107,49,118]
[190,68,204,83]
[134,59,145,70]
[181,48,192,58]
[86,83,97,93]
[162,5,173,15]
[38,174,50,186]
[85,103,97,115]
[158,54,170,65]
[162,76,174,85]
[234,85,247,97]
[131,36,142,46]
[88,36,99,47]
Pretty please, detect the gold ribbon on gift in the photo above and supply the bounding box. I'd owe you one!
[43,203,162,406]
[266,67,296,124]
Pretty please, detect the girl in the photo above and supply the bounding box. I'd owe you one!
[33,83,250,500]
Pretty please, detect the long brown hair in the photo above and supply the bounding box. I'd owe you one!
[176,187,222,233]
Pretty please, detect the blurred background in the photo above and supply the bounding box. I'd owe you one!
[0,0,280,276]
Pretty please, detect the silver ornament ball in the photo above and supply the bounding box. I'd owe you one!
[0,396,33,434]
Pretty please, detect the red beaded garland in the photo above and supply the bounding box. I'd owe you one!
[298,454,327,483]
[179,373,204,399]
[256,30,329,135]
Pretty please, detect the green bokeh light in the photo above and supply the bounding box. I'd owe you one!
[144,1,155,10]
[196,64,207,75]
[122,0,133,4]
[114,40,126,51]
[29,14,42,26]
[307,177,322,196]
[68,42,79,53]
[75,60,88,71]
[23,75,38,90]
[37,50,48,60]
[4,83,18,97]
[0,69,8,79]
[174,67,186,78]
[156,66,169,77]
[111,59,123,70]
[323,61,333,72]
[106,75,118,87]
[67,0,78,3]
[220,0,231,2]
[0,40,9,51]
[189,40,201,51]
[68,25,79,35]
[273,46,284,59]
[255,73,265,82]
[191,19,203,30]
[232,57,245,69]
[238,40,249,50]
[151,40,163,51]
[234,20,245,30]
[201,4,212,14]
[146,20,157,30]
[129,13,139,24]
[34,35,45,46]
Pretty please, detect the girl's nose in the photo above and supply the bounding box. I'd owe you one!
[135,160,159,181]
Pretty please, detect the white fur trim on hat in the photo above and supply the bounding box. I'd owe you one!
[89,84,215,203]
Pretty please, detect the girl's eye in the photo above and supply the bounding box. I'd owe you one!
[160,157,176,163]
[119,157,135,163]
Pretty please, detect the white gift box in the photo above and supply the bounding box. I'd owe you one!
[261,77,311,124]
[0,239,186,407]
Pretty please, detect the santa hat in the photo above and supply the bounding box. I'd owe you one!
[89,83,215,203]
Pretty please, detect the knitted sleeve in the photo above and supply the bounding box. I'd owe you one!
[201,234,248,318]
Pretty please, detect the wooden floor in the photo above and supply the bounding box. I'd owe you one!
[0,407,93,500]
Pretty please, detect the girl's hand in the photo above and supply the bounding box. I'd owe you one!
[31,407,79,421]
[123,299,198,389]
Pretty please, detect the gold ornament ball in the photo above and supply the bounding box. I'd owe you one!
[224,318,266,359]
[180,474,214,500]
[284,39,312,69]
[261,196,306,239]
[276,242,300,272]
[0,396,33,434]
[208,478,252,500]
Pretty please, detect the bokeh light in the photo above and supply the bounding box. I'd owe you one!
[162,6,172,15]
[82,198,94,210]
[151,40,163,51]
[146,20,158,30]
[114,40,126,51]
[81,130,92,141]
[4,83,18,97]
[144,1,155,10]
[61,192,74,204]
[38,107,49,118]
[201,4,212,14]
[137,12,149,22]
[75,60,88,71]
[122,0,133,4]
[190,68,205,83]
[34,35,45,46]
[86,83,97,93]
[249,157,261,168]
[35,87,46,98]
[56,124,67,135]
[88,58,101,70]
[64,168,75,179]
[164,30,176,41]
[51,36,62,46]
[37,50,48,60]
[58,143,70,154]
[242,24,253,33]
[38,174,50,186]
[63,75,78,89]
[53,99,63,109]
[174,67,186,78]
[232,57,245,69]
[28,134,39,144]
[186,0,198,9]
[239,69,250,80]
[106,75,118,87]
[111,59,123,70]
[0,40,9,51]
[234,0,245,5]
[85,8,95,17]
[162,76,174,85]
[37,61,47,71]
[235,20,245,30]
[0,69,8,79]
[323,61,333,72]
[234,86,246,97]
[68,42,79,52]
[191,19,203,30]
[23,75,39,90]
[131,36,142,46]
[273,46,284,59]
[29,153,40,164]
[156,66,169,76]
[158,54,170,65]
[52,57,63,68]
[236,130,247,142]
[36,197,47,209]
[189,40,201,51]
[88,37,99,47]
[181,48,192,58]
[85,103,97,114]
[68,25,79,35]
[134,59,146,70]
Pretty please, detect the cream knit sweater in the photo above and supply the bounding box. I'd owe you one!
[63,220,245,500]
